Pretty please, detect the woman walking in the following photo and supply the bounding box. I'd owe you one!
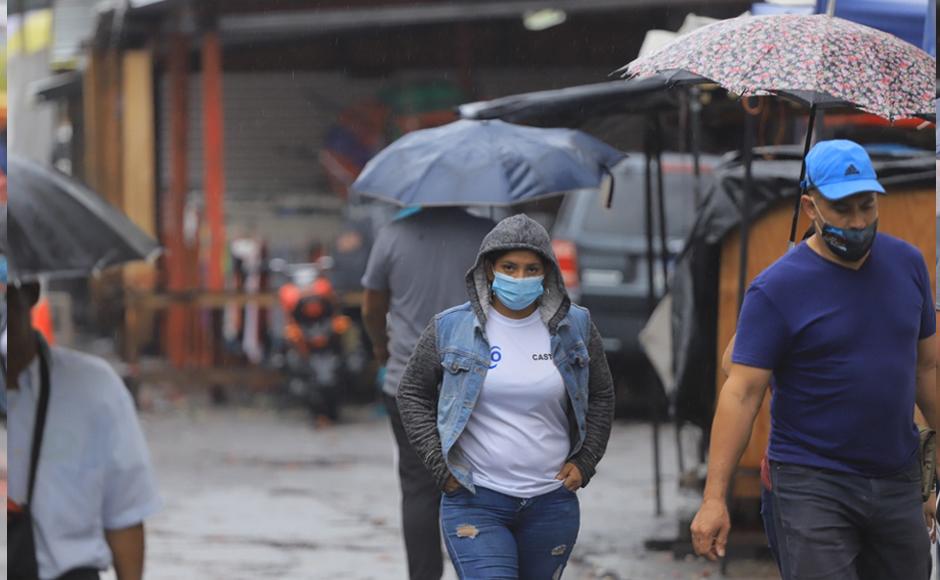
[397,214,615,579]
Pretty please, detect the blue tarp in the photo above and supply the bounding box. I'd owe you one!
[814,0,930,47]
[923,0,935,56]
[751,3,814,15]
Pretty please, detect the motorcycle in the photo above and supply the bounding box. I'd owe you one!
[269,257,351,424]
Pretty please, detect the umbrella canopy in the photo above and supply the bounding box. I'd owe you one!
[350,119,624,207]
[620,13,936,121]
[4,156,161,283]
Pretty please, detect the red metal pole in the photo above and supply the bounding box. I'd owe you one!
[202,29,226,294]
[200,25,226,367]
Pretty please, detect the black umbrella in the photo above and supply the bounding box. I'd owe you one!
[4,156,161,283]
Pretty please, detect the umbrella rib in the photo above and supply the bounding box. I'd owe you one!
[814,17,829,112]
[734,33,783,99]
[408,120,480,206]
[92,248,121,276]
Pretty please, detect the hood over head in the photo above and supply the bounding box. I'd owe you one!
[466,214,571,332]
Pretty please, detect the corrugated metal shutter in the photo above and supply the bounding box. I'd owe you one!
[158,71,387,200]
[158,67,607,200]
[156,67,607,250]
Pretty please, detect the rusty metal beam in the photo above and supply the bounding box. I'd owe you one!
[201,27,226,294]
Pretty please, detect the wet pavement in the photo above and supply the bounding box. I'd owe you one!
[1,429,6,579]
[115,399,780,580]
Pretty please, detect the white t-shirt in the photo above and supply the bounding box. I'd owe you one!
[7,345,162,580]
[456,308,570,498]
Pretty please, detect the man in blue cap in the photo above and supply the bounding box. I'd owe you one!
[691,140,938,579]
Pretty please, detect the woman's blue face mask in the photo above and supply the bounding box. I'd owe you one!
[491,272,544,311]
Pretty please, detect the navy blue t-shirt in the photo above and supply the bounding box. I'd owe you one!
[733,234,935,477]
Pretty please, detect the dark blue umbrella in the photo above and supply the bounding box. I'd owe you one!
[350,119,624,207]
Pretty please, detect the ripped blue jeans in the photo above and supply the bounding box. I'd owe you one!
[440,485,580,579]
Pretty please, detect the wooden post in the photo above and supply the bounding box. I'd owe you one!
[83,48,126,344]
[82,50,101,192]
[121,49,157,243]
[122,48,158,360]
[166,31,190,368]
[102,49,123,208]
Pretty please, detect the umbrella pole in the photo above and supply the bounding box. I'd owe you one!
[644,121,663,517]
[654,117,685,476]
[788,104,818,249]
[656,118,669,295]
[690,86,704,208]
[738,103,757,315]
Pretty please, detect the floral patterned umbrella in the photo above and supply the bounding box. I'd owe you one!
[618,12,936,246]
[619,13,935,121]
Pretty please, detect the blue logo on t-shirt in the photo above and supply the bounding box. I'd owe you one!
[489,346,502,369]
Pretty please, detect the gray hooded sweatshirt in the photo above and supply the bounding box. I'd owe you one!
[397,214,615,490]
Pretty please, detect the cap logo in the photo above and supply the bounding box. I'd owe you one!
[844,164,860,176]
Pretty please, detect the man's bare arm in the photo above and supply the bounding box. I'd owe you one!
[703,364,772,502]
[691,363,772,560]
[105,523,145,580]
[362,289,391,364]
[721,335,736,377]
[916,333,938,429]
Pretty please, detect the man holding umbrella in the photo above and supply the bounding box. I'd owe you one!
[691,140,938,579]
[361,206,494,580]
[4,157,163,580]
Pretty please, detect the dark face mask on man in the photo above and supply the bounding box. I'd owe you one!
[812,200,878,262]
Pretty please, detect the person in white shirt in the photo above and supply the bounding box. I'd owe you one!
[6,282,161,580]
[398,215,615,579]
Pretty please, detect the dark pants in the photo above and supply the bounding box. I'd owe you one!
[760,486,782,568]
[385,394,444,580]
[767,461,929,580]
[57,569,100,580]
[440,485,580,580]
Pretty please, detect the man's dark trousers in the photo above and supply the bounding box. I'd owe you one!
[385,394,443,580]
[767,460,929,580]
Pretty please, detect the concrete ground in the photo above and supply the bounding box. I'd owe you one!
[107,398,780,580]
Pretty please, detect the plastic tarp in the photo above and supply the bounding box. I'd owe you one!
[924,0,935,56]
[751,3,815,15]
[671,146,935,429]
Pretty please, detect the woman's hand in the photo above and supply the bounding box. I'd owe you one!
[924,489,937,543]
[555,463,583,491]
[443,475,462,494]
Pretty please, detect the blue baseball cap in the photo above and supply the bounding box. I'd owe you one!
[802,140,885,201]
